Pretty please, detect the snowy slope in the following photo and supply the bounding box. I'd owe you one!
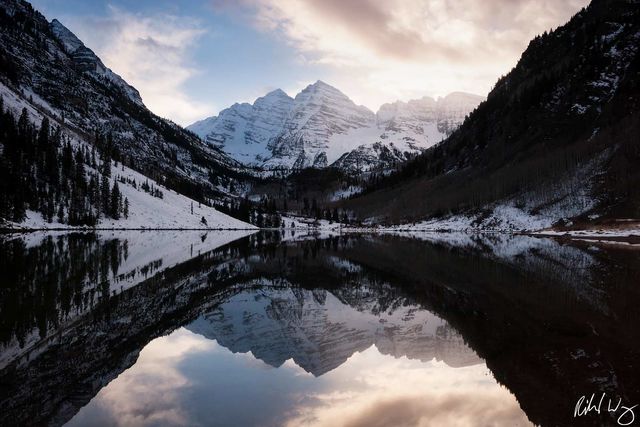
[16,159,256,230]
[377,92,484,150]
[0,82,255,230]
[191,89,294,165]
[264,81,376,169]
[188,81,483,172]
[13,155,256,230]
[0,1,248,215]
[333,92,484,172]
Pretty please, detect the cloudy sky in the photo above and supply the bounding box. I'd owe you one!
[31,0,589,125]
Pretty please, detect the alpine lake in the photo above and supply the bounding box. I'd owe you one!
[1,230,639,427]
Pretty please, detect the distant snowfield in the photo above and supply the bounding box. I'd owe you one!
[187,83,483,171]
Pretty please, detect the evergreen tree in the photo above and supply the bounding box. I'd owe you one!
[100,174,110,217]
[110,182,121,219]
[102,157,111,178]
[37,117,49,150]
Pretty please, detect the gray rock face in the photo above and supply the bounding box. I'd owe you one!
[50,19,143,105]
[190,89,295,164]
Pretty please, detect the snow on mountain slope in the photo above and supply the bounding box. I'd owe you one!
[187,115,217,138]
[265,81,376,169]
[193,89,294,165]
[0,81,255,230]
[15,156,256,230]
[377,92,484,149]
[334,92,485,173]
[0,0,247,213]
[188,81,482,172]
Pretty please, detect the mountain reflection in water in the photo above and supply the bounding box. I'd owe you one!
[0,231,639,427]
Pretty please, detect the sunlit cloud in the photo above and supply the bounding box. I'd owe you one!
[282,346,532,427]
[66,329,215,427]
[212,0,589,109]
[63,7,215,126]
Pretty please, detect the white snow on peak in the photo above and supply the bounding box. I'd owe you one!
[188,82,483,171]
[187,115,218,138]
[190,88,294,164]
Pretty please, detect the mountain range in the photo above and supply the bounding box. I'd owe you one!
[188,82,483,172]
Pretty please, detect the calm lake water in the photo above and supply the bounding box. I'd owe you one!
[0,231,639,427]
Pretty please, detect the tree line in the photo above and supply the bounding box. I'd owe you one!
[0,100,128,225]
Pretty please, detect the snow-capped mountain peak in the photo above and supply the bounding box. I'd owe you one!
[188,82,483,172]
[254,88,293,109]
[297,80,353,102]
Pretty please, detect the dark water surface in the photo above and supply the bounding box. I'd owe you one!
[0,231,639,427]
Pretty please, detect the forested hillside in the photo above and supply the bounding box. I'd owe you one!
[0,0,260,228]
[0,104,126,225]
[346,0,640,227]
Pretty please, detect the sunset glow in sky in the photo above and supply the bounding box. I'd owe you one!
[31,0,589,125]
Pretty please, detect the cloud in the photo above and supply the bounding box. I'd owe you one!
[64,7,214,126]
[66,329,215,427]
[342,394,532,427]
[211,0,589,108]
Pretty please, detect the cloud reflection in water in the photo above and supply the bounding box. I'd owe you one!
[68,327,531,427]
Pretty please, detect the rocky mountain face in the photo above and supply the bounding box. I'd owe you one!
[190,88,295,165]
[377,92,484,145]
[49,19,144,106]
[268,81,376,169]
[334,92,484,172]
[0,0,249,209]
[346,0,640,224]
[188,82,482,172]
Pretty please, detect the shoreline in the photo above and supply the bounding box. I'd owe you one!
[2,221,639,245]
[0,227,259,234]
